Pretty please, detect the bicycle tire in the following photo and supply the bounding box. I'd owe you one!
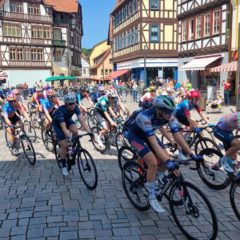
[24,122,37,143]
[77,149,98,190]
[115,132,128,152]
[118,146,138,171]
[91,126,108,153]
[169,181,218,240]
[194,137,221,156]
[197,148,231,190]
[41,128,54,152]
[20,135,36,165]
[230,178,240,220]
[122,161,150,211]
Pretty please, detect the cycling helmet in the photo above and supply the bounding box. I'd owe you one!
[98,86,105,92]
[64,93,76,104]
[7,93,17,101]
[36,87,42,92]
[186,89,201,99]
[149,86,156,92]
[153,95,175,111]
[106,89,117,98]
[141,98,153,109]
[46,89,56,97]
[12,89,20,95]
[80,86,87,92]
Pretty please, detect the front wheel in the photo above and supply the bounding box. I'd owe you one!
[169,181,218,240]
[20,135,36,165]
[194,137,221,156]
[77,149,98,190]
[24,121,37,143]
[230,178,240,221]
[197,148,230,190]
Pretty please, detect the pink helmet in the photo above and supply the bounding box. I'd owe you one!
[186,90,200,99]
[46,89,56,97]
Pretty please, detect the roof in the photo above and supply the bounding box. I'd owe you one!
[111,0,127,15]
[43,0,79,13]
[90,49,111,70]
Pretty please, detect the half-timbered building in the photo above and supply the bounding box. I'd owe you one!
[44,0,83,77]
[110,0,178,86]
[178,0,231,97]
[0,0,53,86]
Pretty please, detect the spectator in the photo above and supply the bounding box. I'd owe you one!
[185,79,192,92]
[224,78,231,106]
[132,81,138,102]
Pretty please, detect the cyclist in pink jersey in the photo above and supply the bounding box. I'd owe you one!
[213,112,240,172]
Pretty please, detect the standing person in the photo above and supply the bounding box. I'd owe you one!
[185,79,192,92]
[38,80,43,89]
[224,78,231,106]
[132,81,138,102]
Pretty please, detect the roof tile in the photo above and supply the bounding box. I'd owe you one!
[44,0,78,13]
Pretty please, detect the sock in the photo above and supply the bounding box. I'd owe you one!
[146,182,156,200]
[61,158,67,168]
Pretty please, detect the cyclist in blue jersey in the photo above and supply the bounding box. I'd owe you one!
[125,95,203,213]
[3,93,24,154]
[41,89,60,130]
[91,86,105,103]
[52,93,92,176]
[76,86,94,113]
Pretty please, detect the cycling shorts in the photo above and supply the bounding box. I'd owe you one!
[213,126,235,151]
[126,129,164,158]
[52,119,75,141]
[9,114,21,125]
[95,110,110,129]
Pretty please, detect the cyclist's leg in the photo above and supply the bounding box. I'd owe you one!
[68,123,78,138]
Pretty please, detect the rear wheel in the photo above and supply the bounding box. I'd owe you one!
[197,148,230,190]
[41,128,54,152]
[169,181,218,240]
[118,146,138,171]
[53,142,62,169]
[20,134,36,165]
[230,178,240,221]
[91,126,108,153]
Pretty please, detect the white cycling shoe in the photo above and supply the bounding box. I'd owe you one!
[149,199,165,213]
[62,167,69,176]
[96,135,105,149]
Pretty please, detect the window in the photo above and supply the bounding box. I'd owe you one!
[150,0,159,10]
[10,1,23,13]
[135,26,139,44]
[213,10,220,34]
[204,13,210,36]
[53,50,61,62]
[3,23,21,37]
[196,16,202,38]
[105,69,108,75]
[53,28,62,40]
[32,26,51,39]
[28,4,40,15]
[109,69,112,74]
[128,1,132,16]
[188,19,194,40]
[150,25,159,43]
[101,69,104,75]
[182,21,187,41]
[9,48,43,61]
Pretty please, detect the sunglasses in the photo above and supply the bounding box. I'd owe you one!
[161,108,174,115]
[9,100,17,103]
[48,96,56,99]
[68,102,76,106]
[15,94,20,96]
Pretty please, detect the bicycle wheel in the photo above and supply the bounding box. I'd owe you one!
[230,178,240,220]
[77,149,98,190]
[24,122,37,143]
[20,135,36,165]
[115,132,128,152]
[41,128,54,152]
[30,112,39,128]
[169,181,218,240]
[91,126,108,152]
[0,116,4,130]
[161,134,177,155]
[118,146,138,171]
[197,148,230,190]
[122,161,150,211]
[194,137,221,156]
[53,142,61,169]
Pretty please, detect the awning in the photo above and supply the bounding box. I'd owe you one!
[108,69,130,79]
[46,76,76,82]
[210,61,237,72]
[180,55,222,71]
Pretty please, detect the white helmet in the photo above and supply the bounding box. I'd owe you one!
[64,93,76,104]
[106,89,117,98]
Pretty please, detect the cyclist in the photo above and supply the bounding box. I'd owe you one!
[91,86,105,104]
[3,93,24,154]
[213,112,240,172]
[12,89,30,122]
[139,86,156,109]
[41,89,60,130]
[52,93,92,176]
[32,87,45,121]
[125,95,203,213]
[94,89,118,148]
[76,86,94,113]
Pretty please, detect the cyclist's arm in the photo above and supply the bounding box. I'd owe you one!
[44,109,52,122]
[173,131,193,155]
[78,114,90,132]
[3,113,12,126]
[79,102,87,112]
[159,127,174,145]
[86,94,94,107]
[198,111,209,124]
[108,106,117,119]
[103,111,115,126]
[59,122,71,138]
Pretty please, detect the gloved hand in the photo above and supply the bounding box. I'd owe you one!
[165,160,178,172]
[194,127,202,134]
[190,154,203,162]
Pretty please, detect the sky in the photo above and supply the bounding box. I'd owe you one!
[80,0,115,49]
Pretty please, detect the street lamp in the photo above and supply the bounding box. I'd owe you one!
[144,45,147,87]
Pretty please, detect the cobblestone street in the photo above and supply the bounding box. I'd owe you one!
[0,101,240,240]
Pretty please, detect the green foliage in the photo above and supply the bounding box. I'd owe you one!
[82,48,92,58]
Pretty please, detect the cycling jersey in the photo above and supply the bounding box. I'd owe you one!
[3,102,21,118]
[32,92,45,104]
[175,99,201,118]
[76,92,89,104]
[216,112,240,131]
[95,96,110,113]
[42,98,59,113]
